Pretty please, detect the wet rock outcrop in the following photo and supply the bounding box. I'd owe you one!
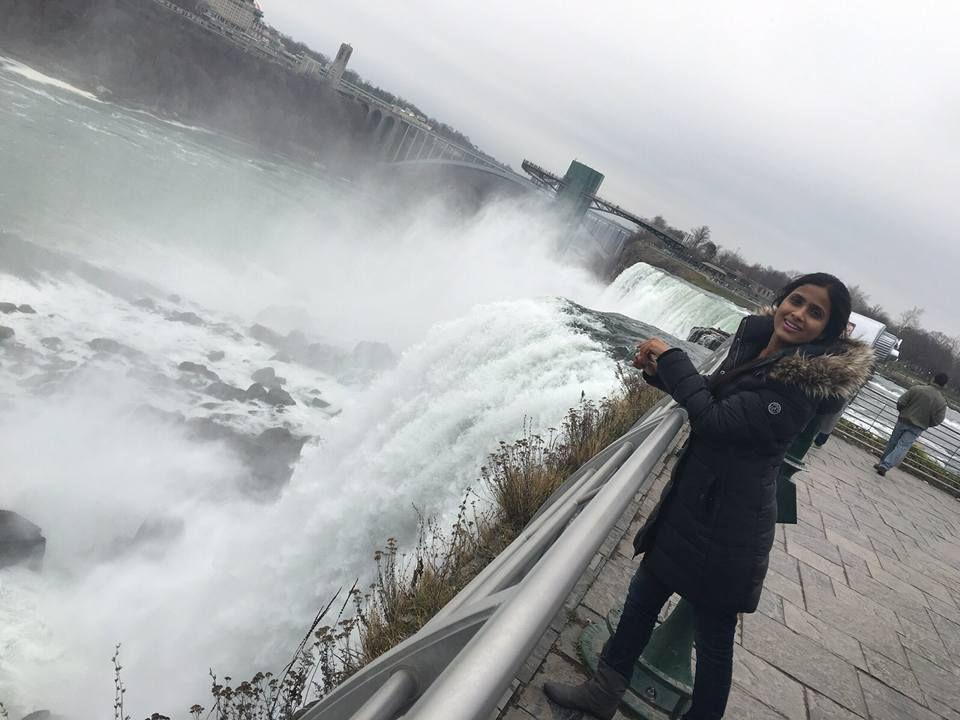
[0,510,46,570]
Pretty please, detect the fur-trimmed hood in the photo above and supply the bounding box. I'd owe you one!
[733,310,875,401]
[767,338,875,400]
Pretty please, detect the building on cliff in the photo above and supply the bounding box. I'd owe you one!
[297,54,324,77]
[204,0,258,32]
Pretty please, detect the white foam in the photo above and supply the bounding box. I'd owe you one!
[0,295,621,717]
[0,56,100,103]
[127,107,210,134]
[0,271,343,438]
[598,262,747,338]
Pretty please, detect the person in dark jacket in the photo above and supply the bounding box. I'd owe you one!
[544,273,874,720]
[874,373,948,476]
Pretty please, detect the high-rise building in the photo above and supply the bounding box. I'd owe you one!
[326,43,353,86]
[204,0,257,31]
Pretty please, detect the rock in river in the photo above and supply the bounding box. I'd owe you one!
[178,361,220,382]
[265,387,296,407]
[167,310,204,326]
[251,366,286,388]
[1,509,46,570]
[205,381,246,402]
[244,382,270,403]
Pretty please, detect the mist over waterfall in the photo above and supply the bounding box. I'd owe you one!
[0,57,738,718]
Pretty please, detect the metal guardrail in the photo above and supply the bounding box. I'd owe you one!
[298,383,694,720]
[834,381,960,495]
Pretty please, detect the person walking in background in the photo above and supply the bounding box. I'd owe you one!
[875,373,948,476]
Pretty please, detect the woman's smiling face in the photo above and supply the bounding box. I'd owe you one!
[773,284,832,346]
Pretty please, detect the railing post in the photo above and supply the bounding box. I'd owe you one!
[945,446,959,469]
[864,392,885,434]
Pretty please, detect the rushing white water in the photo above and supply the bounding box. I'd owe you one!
[597,262,747,339]
[0,296,633,715]
[0,56,737,718]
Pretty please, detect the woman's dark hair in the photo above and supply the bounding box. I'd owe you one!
[773,272,852,344]
[934,372,949,387]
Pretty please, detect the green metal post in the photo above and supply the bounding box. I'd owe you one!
[788,415,822,462]
[580,601,695,718]
[776,415,822,524]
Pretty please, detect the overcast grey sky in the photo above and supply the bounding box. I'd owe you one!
[265,1,959,335]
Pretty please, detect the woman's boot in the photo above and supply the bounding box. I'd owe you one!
[542,659,628,720]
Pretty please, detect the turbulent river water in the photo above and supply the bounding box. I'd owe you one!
[0,56,747,717]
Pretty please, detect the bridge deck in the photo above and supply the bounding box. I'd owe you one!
[499,437,960,719]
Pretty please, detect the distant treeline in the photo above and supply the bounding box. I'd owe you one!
[879,325,960,394]
[0,0,370,164]
[619,218,960,393]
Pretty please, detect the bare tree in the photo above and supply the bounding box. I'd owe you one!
[717,248,746,270]
[864,304,893,326]
[700,240,718,261]
[898,306,925,330]
[930,331,959,354]
[687,225,711,251]
[651,215,668,230]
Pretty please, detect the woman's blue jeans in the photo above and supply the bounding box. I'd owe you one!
[602,563,739,720]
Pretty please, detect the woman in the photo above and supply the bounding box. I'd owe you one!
[544,273,874,720]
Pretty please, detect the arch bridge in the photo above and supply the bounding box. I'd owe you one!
[340,81,502,171]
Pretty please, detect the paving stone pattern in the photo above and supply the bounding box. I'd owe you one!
[500,438,960,719]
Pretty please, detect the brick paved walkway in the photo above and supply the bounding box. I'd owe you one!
[502,438,960,719]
